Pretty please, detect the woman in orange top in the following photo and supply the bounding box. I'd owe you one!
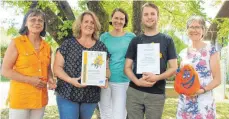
[1,9,56,119]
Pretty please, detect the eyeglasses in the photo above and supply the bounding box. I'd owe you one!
[28,18,44,24]
[188,26,203,30]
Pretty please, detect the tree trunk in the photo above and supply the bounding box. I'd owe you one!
[30,1,38,9]
[87,1,109,34]
[55,1,75,21]
[30,1,110,45]
[30,1,74,45]
[44,7,65,45]
[132,1,145,35]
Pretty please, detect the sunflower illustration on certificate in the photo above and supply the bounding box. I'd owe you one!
[81,51,107,86]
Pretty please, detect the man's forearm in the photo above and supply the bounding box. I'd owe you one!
[124,67,139,84]
[158,67,177,81]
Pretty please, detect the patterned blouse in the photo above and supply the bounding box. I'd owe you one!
[55,37,109,103]
[176,44,218,119]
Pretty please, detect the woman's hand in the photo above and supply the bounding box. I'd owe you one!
[195,88,205,95]
[28,76,47,89]
[190,88,205,97]
[70,77,87,88]
[186,88,205,101]
[106,69,111,80]
[99,78,109,89]
[48,78,57,90]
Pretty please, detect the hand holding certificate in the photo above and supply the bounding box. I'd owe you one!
[70,77,86,88]
[137,43,160,74]
[81,51,107,86]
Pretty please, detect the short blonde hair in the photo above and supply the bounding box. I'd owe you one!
[72,11,101,40]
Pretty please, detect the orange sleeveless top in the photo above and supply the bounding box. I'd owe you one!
[8,35,51,109]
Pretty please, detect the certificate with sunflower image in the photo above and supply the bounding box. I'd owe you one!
[81,51,107,86]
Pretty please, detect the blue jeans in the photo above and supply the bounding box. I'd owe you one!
[56,95,97,119]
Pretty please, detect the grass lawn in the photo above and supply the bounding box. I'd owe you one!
[1,98,228,119]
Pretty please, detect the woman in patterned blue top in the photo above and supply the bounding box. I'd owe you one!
[98,8,135,119]
[176,16,221,119]
[53,11,109,119]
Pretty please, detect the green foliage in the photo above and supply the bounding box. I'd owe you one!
[166,31,187,54]
[37,1,59,14]
[3,0,229,50]
[2,1,74,47]
[72,8,83,18]
[3,1,32,14]
[226,88,229,99]
[0,45,8,59]
[211,0,224,6]
[78,1,88,11]
[0,45,8,65]
[212,18,229,46]
[4,1,59,14]
[6,27,18,37]
[153,1,206,31]
[45,34,59,50]
[57,20,73,40]
[221,46,229,87]
[164,30,187,70]
[0,76,9,82]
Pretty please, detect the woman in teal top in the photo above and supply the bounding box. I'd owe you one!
[98,8,135,119]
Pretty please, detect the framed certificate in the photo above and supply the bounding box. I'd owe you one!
[81,51,107,86]
[137,43,160,74]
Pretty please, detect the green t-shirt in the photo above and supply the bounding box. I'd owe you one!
[100,32,135,83]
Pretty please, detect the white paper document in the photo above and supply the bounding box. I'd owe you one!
[137,43,160,74]
[81,51,107,86]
